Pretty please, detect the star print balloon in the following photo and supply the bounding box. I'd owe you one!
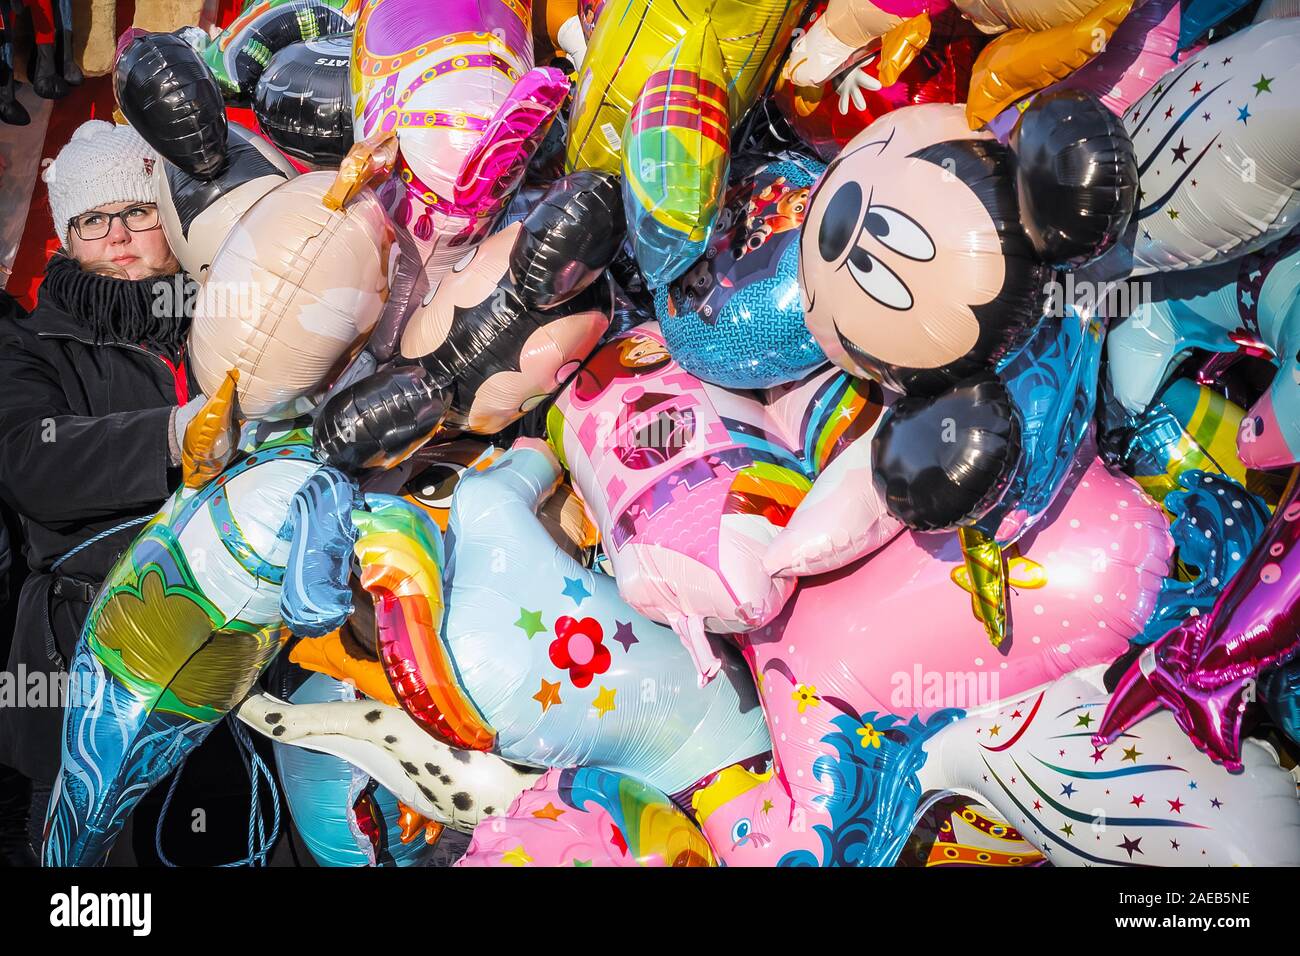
[354,443,774,799]
[688,669,1300,866]
[1099,17,1300,275]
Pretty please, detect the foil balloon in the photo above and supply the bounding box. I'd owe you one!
[458,766,716,866]
[916,671,1300,866]
[1095,18,1300,275]
[157,124,299,281]
[962,0,1136,128]
[654,152,828,389]
[190,169,393,420]
[772,4,982,162]
[321,448,774,798]
[238,685,542,831]
[692,664,1300,867]
[268,673,438,866]
[351,0,570,345]
[1108,377,1280,508]
[43,420,323,867]
[1096,474,1300,771]
[202,0,360,101]
[1178,0,1255,49]
[620,21,732,287]
[549,324,890,680]
[114,30,229,179]
[253,34,354,167]
[1106,233,1300,469]
[566,0,802,177]
[800,95,1135,530]
[978,301,1105,545]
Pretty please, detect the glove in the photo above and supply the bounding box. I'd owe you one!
[168,393,208,466]
[836,61,883,116]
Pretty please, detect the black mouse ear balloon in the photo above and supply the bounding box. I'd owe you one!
[159,124,298,279]
[1011,88,1139,268]
[115,31,229,180]
[510,170,626,311]
[871,372,1023,532]
[253,34,354,167]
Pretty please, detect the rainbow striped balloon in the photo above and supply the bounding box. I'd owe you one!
[621,23,731,288]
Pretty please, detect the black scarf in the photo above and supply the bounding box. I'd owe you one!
[39,253,195,357]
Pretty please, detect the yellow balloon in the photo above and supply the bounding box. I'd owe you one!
[964,0,1135,128]
[565,0,803,174]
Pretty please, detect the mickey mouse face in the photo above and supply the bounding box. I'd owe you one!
[799,105,1009,395]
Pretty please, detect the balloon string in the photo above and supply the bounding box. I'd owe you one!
[155,717,282,867]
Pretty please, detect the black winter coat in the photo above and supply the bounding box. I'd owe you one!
[0,265,195,783]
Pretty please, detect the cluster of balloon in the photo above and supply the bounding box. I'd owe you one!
[278,444,774,797]
[313,171,623,472]
[201,0,360,101]
[799,91,1136,534]
[51,0,1300,870]
[773,2,984,161]
[253,33,354,167]
[349,0,571,351]
[569,0,805,286]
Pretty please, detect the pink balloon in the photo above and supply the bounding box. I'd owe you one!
[740,454,1172,818]
[457,767,716,867]
[352,0,569,354]
[550,324,891,683]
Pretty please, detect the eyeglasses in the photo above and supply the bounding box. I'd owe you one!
[69,203,161,242]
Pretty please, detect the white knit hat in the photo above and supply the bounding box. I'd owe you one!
[42,120,161,248]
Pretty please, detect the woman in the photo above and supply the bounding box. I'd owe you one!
[0,120,208,862]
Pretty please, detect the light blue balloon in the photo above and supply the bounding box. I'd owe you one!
[442,445,772,799]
